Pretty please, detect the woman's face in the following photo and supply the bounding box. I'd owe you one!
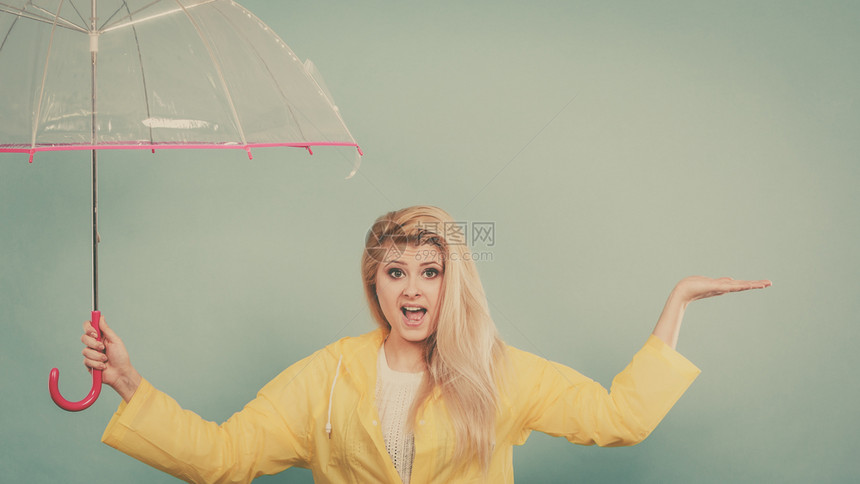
[375,243,444,347]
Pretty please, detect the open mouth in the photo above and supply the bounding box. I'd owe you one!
[401,306,427,324]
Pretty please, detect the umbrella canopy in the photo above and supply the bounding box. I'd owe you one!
[0,0,362,161]
[0,0,362,411]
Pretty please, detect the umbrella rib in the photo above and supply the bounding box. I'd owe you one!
[209,2,308,142]
[98,2,128,32]
[0,2,87,33]
[301,59,363,176]
[64,0,88,30]
[0,10,19,54]
[173,0,248,147]
[100,0,163,31]
[101,0,216,33]
[305,60,360,148]
[26,1,85,30]
[29,0,66,151]
[122,1,155,145]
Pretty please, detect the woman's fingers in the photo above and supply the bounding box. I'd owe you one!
[80,329,105,351]
[81,316,122,351]
[82,346,108,369]
[720,278,772,293]
[98,316,120,341]
[81,318,107,370]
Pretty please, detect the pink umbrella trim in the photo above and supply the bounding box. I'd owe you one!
[0,141,363,162]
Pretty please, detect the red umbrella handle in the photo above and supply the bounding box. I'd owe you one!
[49,311,102,411]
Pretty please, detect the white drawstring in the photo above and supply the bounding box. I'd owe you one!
[325,355,343,439]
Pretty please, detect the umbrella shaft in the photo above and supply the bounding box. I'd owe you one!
[92,149,98,311]
[91,1,99,310]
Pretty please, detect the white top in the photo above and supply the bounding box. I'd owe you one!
[375,343,424,484]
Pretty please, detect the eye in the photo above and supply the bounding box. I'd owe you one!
[387,268,405,279]
[422,268,440,279]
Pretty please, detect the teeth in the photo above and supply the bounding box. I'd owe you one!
[403,306,424,311]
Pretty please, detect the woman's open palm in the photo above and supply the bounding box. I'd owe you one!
[674,276,772,304]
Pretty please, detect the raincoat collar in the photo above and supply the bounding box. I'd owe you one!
[334,327,386,388]
[335,328,443,402]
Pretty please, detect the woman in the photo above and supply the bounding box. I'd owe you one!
[82,205,770,483]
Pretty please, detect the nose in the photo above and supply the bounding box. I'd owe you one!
[402,275,421,298]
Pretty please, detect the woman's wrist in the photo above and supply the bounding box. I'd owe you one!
[666,288,691,319]
[669,280,696,308]
[113,370,142,403]
[652,288,689,350]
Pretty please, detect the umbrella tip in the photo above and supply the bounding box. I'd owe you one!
[246,147,253,160]
[28,150,34,163]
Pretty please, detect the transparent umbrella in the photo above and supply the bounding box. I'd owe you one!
[0,0,362,411]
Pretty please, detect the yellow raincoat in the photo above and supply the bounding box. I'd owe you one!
[102,329,699,483]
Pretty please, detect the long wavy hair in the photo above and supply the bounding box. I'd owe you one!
[361,205,506,472]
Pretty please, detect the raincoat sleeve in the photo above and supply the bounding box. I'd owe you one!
[101,351,330,483]
[510,335,701,447]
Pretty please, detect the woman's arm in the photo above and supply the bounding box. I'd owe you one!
[651,276,772,350]
[82,317,313,482]
[82,316,141,402]
[516,276,770,447]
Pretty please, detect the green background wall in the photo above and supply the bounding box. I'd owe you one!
[2,1,858,482]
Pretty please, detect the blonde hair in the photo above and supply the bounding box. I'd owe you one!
[361,205,506,472]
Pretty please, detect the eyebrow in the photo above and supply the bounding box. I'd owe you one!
[382,260,442,268]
